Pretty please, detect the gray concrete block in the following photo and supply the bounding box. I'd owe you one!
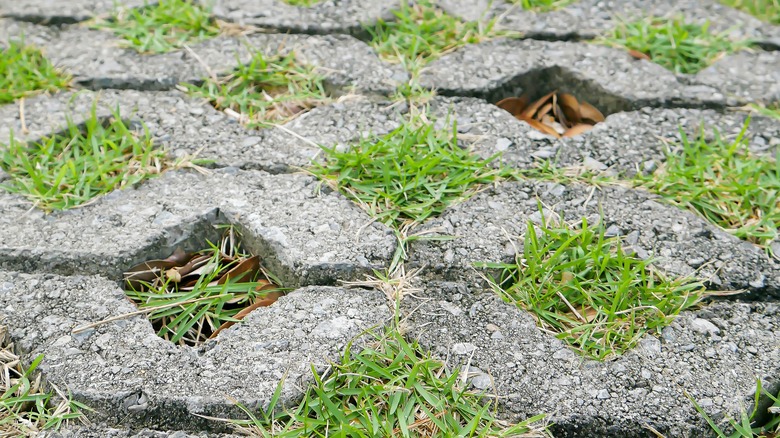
[409,180,780,298]
[0,271,391,432]
[0,169,396,286]
[403,281,780,437]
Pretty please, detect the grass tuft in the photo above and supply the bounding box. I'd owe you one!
[310,116,508,229]
[183,50,329,128]
[720,0,780,24]
[509,0,576,12]
[483,215,705,360]
[0,105,170,211]
[0,40,71,104]
[599,16,749,74]
[636,120,779,257]
[0,325,89,435]
[230,328,551,437]
[124,226,287,347]
[93,0,219,53]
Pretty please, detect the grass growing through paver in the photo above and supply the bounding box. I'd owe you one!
[182,51,329,128]
[483,216,705,360]
[0,107,169,211]
[636,121,780,256]
[310,116,508,230]
[367,1,508,104]
[0,40,71,104]
[124,227,286,347]
[94,0,219,53]
[721,0,780,24]
[228,327,550,437]
[1,325,89,435]
[508,0,577,12]
[691,380,780,437]
[599,16,748,74]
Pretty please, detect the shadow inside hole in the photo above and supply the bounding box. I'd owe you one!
[122,215,290,348]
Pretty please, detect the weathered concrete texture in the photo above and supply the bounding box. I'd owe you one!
[436,0,780,44]
[408,180,780,298]
[428,97,780,177]
[403,281,780,437]
[0,271,390,432]
[0,0,147,24]
[419,38,728,113]
[0,21,405,94]
[697,51,780,104]
[0,169,396,286]
[0,90,403,172]
[207,0,396,35]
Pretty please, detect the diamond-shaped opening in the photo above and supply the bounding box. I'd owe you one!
[122,217,290,348]
[182,49,332,129]
[0,111,171,212]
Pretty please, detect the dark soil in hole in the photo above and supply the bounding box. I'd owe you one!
[122,226,286,347]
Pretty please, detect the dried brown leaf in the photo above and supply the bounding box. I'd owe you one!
[217,255,260,285]
[517,114,561,138]
[496,96,529,116]
[579,101,605,123]
[209,291,284,339]
[627,49,651,61]
[563,124,594,137]
[521,91,555,119]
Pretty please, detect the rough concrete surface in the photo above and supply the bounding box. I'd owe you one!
[1,0,779,436]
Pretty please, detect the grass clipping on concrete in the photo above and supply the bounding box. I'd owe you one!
[0,325,88,435]
[0,106,172,211]
[484,215,706,360]
[226,328,550,437]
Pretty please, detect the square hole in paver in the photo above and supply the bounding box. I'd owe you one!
[123,225,287,347]
[182,50,331,128]
[0,107,175,211]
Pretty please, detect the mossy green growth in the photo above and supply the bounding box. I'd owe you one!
[310,116,508,229]
[720,0,780,24]
[484,216,705,360]
[0,40,70,104]
[183,50,329,128]
[94,0,219,53]
[0,106,169,211]
[636,120,779,257]
[231,328,551,437]
[599,16,749,74]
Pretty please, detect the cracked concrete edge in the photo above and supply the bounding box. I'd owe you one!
[0,169,397,286]
[407,180,780,298]
[0,271,392,432]
[0,18,407,95]
[402,280,780,437]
